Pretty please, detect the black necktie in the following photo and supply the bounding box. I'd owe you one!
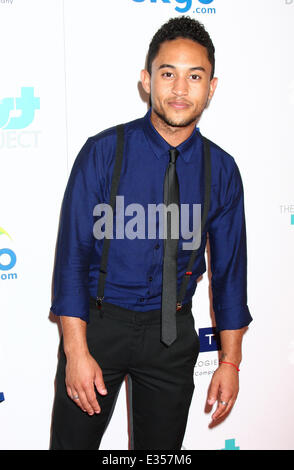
[161,148,180,346]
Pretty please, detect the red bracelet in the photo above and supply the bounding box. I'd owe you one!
[219,361,240,372]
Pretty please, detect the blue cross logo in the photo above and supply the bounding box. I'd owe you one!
[221,439,240,450]
[0,87,40,129]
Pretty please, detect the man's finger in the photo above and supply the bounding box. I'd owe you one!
[206,380,219,406]
[84,383,101,414]
[94,373,108,396]
[67,386,87,412]
[76,388,95,415]
[212,397,234,421]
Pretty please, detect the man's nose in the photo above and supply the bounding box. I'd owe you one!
[172,77,188,96]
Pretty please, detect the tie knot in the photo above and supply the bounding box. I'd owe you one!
[169,148,179,164]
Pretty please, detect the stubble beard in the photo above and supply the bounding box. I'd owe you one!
[152,101,206,129]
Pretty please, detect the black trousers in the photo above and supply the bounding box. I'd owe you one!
[50,298,199,450]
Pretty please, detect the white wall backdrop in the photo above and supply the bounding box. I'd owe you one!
[0,0,293,450]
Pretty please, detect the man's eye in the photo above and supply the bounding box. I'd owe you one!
[190,74,201,80]
[162,72,173,78]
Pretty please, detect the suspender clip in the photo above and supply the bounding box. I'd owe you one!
[185,271,192,276]
[96,296,104,310]
[176,301,182,311]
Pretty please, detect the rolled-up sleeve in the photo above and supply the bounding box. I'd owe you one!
[50,138,99,322]
[208,160,252,331]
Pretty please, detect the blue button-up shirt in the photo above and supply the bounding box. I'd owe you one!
[50,108,252,331]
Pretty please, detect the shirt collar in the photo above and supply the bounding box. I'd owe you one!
[142,107,199,164]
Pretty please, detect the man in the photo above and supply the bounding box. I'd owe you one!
[50,16,252,450]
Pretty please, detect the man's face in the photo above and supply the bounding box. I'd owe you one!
[141,38,218,128]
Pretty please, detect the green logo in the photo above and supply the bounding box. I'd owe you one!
[0,227,12,240]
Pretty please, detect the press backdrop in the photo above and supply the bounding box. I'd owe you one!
[0,0,294,450]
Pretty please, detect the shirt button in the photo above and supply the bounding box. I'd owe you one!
[140,298,145,302]
[155,244,160,250]
[148,276,153,282]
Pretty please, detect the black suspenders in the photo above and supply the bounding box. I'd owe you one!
[176,136,211,310]
[95,124,211,311]
[96,124,125,309]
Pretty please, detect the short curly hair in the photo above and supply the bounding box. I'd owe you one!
[146,16,215,79]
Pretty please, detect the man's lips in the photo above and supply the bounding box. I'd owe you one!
[168,101,191,109]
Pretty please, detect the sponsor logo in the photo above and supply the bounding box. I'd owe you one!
[0,87,41,149]
[194,327,220,377]
[0,227,17,281]
[0,227,12,240]
[199,327,221,353]
[194,357,218,377]
[221,439,240,451]
[132,0,216,15]
[0,87,40,130]
[0,393,4,403]
[0,248,16,272]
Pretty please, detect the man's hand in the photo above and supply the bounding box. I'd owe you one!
[207,364,239,422]
[206,363,239,423]
[60,315,107,416]
[65,352,107,415]
[205,327,246,423]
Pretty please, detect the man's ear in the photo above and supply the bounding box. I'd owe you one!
[208,77,218,101]
[140,69,151,95]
